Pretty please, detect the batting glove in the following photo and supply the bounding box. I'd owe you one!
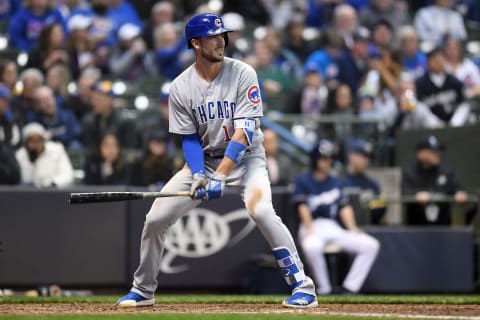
[205,173,226,201]
[190,172,208,200]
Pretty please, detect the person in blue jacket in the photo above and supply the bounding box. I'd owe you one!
[70,0,141,48]
[26,85,82,148]
[8,0,66,52]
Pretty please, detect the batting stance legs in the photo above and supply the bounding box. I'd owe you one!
[126,157,315,306]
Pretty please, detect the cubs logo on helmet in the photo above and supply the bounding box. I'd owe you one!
[247,85,261,105]
[185,13,232,48]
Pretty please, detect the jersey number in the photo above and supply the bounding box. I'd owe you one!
[222,125,231,142]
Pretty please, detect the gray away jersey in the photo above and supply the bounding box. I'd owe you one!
[168,57,264,154]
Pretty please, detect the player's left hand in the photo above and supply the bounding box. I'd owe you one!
[204,173,226,201]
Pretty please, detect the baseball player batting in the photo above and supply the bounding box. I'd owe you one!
[116,13,317,308]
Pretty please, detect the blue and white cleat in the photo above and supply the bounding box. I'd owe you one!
[116,292,155,308]
[282,291,318,308]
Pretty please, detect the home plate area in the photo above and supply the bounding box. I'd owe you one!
[2,303,480,319]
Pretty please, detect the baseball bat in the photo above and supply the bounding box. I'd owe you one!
[69,191,191,204]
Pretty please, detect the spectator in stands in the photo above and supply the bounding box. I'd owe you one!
[414,0,467,45]
[142,1,176,50]
[153,22,190,80]
[402,135,468,225]
[304,29,344,87]
[0,0,20,22]
[0,85,21,148]
[131,0,162,22]
[81,80,136,150]
[359,0,409,30]
[109,0,142,28]
[10,68,44,124]
[109,23,155,82]
[262,0,295,30]
[331,4,358,49]
[416,47,471,127]
[342,139,386,224]
[83,132,131,185]
[0,59,18,91]
[304,0,337,28]
[252,40,296,113]
[263,27,303,82]
[0,140,20,184]
[64,69,98,120]
[263,128,292,186]
[387,77,444,131]
[222,12,249,60]
[284,15,317,62]
[8,0,66,52]
[370,19,394,53]
[397,26,427,79]
[359,48,403,122]
[56,0,88,19]
[46,63,71,108]
[222,0,269,26]
[27,85,82,148]
[444,37,480,99]
[70,0,118,48]
[286,68,328,115]
[15,122,74,188]
[66,14,95,79]
[324,83,356,142]
[292,139,380,295]
[130,131,173,189]
[25,23,69,73]
[335,27,371,92]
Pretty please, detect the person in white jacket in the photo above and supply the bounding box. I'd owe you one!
[414,0,467,45]
[16,122,74,188]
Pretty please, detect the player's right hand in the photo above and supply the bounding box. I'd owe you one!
[190,172,208,200]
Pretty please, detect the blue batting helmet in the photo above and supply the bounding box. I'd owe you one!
[310,139,337,169]
[185,13,232,48]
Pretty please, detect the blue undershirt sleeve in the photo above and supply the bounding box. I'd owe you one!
[181,133,205,175]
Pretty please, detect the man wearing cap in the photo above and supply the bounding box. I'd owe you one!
[109,23,154,81]
[81,80,137,151]
[292,139,380,295]
[334,27,371,92]
[415,47,471,127]
[15,122,74,188]
[402,136,468,225]
[342,139,386,225]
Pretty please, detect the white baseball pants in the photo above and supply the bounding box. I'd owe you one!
[299,218,380,294]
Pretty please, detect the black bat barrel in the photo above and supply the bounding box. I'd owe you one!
[69,192,144,204]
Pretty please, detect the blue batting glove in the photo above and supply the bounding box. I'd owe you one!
[205,173,226,201]
[191,172,208,200]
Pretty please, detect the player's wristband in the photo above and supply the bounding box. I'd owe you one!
[224,141,247,164]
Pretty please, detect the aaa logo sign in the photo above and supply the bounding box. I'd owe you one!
[160,208,255,274]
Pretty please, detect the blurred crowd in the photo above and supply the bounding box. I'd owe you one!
[0,0,479,193]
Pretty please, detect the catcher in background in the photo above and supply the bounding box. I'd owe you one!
[292,139,380,295]
[116,13,318,308]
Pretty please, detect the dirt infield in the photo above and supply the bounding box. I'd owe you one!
[1,303,480,318]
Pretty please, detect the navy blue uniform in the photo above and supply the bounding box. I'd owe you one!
[342,172,385,224]
[292,172,349,220]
